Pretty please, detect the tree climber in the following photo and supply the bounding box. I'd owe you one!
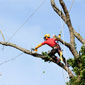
[34,34,66,65]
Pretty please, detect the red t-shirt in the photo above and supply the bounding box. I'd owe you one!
[41,38,58,47]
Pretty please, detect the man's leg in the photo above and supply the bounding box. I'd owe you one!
[48,48,57,58]
[48,48,61,62]
[57,45,67,65]
[48,46,66,65]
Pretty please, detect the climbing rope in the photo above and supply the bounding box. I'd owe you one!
[61,19,69,84]
[0,29,5,50]
[0,53,23,66]
[59,0,75,34]
[7,0,46,42]
[60,0,75,84]
[68,0,75,13]
[0,30,5,41]
[0,0,46,66]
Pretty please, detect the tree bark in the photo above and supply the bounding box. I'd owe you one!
[51,0,85,44]
[51,0,75,47]
[74,30,85,44]
[50,0,85,59]
[0,41,74,78]
[1,0,84,81]
[56,36,79,59]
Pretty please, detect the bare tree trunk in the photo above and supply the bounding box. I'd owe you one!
[59,0,75,46]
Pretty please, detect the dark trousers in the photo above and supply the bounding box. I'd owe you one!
[48,44,66,64]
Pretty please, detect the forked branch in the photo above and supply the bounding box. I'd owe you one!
[51,0,85,59]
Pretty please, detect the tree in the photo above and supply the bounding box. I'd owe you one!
[0,0,85,84]
[67,45,85,85]
[51,0,85,84]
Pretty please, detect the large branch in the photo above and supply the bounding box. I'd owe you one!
[51,0,75,46]
[51,0,85,45]
[51,0,66,22]
[74,30,85,44]
[51,0,84,59]
[59,0,76,47]
[0,41,74,78]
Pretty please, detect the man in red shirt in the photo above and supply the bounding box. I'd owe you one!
[34,34,66,65]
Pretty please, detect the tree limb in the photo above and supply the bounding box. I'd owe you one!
[0,41,74,78]
[51,0,75,46]
[59,0,69,18]
[51,0,66,22]
[51,0,84,59]
[51,0,85,45]
[59,0,75,46]
[74,30,85,44]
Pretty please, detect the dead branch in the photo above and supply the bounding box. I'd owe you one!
[51,0,85,59]
[51,0,75,46]
[0,41,74,78]
[74,30,85,44]
[51,0,85,46]
[51,0,66,22]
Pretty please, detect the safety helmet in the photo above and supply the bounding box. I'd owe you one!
[44,34,50,40]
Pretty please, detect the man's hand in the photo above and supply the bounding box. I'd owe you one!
[58,34,61,39]
[34,48,38,52]
[31,48,38,53]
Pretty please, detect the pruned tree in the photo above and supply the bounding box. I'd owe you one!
[51,0,85,84]
[0,0,85,84]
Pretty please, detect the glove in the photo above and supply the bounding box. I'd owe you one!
[34,48,38,52]
[58,34,61,39]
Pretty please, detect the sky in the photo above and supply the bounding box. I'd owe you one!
[0,0,85,85]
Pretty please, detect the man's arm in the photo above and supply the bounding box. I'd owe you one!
[34,41,47,52]
[34,43,42,51]
[58,34,61,39]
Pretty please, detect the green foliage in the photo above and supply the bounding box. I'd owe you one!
[42,52,50,62]
[67,45,85,85]
[42,52,50,58]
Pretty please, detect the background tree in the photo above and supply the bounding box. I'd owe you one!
[67,45,85,85]
[0,0,84,85]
